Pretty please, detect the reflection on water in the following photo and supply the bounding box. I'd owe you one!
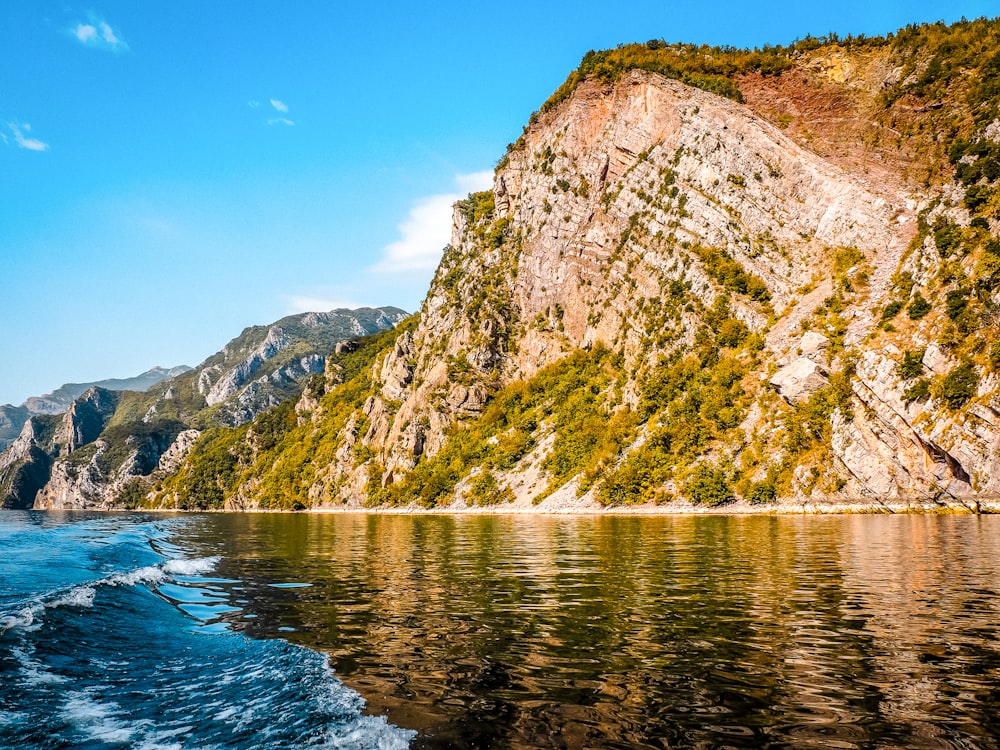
[176,514,1000,749]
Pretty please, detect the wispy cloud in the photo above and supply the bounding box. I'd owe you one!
[71,15,128,52]
[254,99,294,125]
[6,123,49,152]
[371,171,494,273]
[455,171,494,193]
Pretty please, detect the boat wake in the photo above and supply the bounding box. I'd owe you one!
[0,514,414,749]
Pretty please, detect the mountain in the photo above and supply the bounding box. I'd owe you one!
[26,19,1000,512]
[0,366,191,452]
[0,405,29,455]
[0,307,407,510]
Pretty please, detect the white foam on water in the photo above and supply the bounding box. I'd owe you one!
[61,692,146,744]
[49,586,96,609]
[13,646,68,687]
[0,709,29,728]
[0,607,38,635]
[322,714,416,750]
[1,556,218,636]
[137,724,191,749]
[162,556,220,576]
[107,565,166,588]
[212,706,238,721]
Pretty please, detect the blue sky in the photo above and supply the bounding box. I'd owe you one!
[1,0,996,406]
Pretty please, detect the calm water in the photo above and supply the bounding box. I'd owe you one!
[3,512,1000,749]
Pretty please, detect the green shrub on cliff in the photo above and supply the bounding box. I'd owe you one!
[933,361,979,409]
[683,464,734,507]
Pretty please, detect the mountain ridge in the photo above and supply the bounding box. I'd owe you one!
[0,366,192,453]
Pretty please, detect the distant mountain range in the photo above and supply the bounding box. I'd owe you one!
[0,366,192,452]
[0,306,408,509]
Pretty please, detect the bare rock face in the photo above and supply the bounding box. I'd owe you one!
[0,418,54,509]
[799,332,830,363]
[205,327,291,406]
[51,387,121,456]
[340,71,911,493]
[35,423,194,510]
[157,429,201,474]
[770,359,830,404]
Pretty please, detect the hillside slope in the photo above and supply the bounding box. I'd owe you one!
[151,18,1000,511]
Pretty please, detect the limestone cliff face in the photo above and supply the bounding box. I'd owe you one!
[0,418,54,509]
[300,63,998,511]
[0,388,120,509]
[34,427,197,510]
[51,387,122,456]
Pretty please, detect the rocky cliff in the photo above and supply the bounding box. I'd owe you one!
[0,388,120,509]
[44,20,1000,511]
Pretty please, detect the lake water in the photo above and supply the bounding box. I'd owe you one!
[3,512,1000,748]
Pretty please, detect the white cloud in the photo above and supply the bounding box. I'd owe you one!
[7,123,49,152]
[371,193,460,273]
[74,24,97,43]
[270,99,289,113]
[267,118,295,127]
[70,16,128,52]
[248,100,260,109]
[286,295,363,314]
[455,170,493,193]
[370,171,494,274]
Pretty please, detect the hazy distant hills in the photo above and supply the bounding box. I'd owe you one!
[0,366,192,452]
[22,366,194,415]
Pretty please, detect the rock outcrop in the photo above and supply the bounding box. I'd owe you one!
[0,418,55,509]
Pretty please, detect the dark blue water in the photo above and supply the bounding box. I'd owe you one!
[0,511,414,749]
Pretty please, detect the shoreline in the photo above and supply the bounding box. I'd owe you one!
[302,498,1000,516]
[24,498,1000,516]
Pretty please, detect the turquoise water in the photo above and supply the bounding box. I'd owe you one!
[0,511,413,749]
[4,511,1000,749]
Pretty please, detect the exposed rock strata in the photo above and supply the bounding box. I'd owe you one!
[286,67,1000,512]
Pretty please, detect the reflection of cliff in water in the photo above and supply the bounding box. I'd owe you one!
[176,514,1000,749]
